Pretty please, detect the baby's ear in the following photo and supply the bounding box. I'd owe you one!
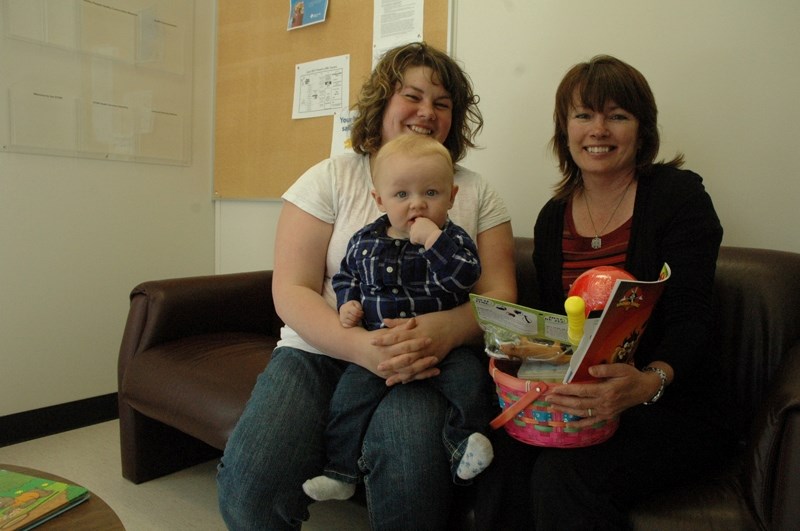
[449,184,459,206]
[371,189,387,212]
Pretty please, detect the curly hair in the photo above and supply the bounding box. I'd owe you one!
[350,42,482,163]
[550,55,682,200]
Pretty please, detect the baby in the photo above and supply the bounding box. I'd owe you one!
[302,134,495,501]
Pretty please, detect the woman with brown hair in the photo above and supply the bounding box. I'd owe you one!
[479,55,733,530]
[217,42,515,530]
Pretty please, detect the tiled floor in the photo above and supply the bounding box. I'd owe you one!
[0,420,369,530]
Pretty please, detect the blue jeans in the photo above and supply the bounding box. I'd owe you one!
[217,346,462,530]
[324,346,495,486]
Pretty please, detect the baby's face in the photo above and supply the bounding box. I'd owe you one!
[372,153,455,239]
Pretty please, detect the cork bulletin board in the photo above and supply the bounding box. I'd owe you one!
[214,0,450,199]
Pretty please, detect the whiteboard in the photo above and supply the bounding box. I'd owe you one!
[0,0,194,165]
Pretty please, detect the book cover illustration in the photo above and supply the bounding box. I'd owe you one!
[0,469,89,531]
[563,263,671,383]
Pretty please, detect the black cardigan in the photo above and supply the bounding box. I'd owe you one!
[532,165,723,401]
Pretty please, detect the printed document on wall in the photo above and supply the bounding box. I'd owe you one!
[292,54,349,120]
[372,0,423,68]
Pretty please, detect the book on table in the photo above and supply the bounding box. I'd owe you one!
[0,468,90,530]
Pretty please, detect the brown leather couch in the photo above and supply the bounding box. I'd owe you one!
[118,237,800,530]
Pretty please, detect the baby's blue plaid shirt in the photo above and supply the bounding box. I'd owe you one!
[333,214,481,331]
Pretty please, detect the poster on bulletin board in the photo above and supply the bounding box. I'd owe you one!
[292,54,349,120]
[288,0,329,30]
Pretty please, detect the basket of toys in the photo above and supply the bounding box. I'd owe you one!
[488,357,619,448]
[474,265,669,447]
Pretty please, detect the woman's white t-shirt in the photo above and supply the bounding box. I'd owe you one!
[279,152,510,354]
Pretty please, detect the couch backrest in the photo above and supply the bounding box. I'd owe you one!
[712,246,800,433]
[514,237,538,309]
[512,237,800,438]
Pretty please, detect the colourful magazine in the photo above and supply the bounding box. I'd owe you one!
[563,264,670,383]
[0,469,90,530]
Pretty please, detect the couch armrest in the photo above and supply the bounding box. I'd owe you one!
[118,270,280,385]
[746,341,800,530]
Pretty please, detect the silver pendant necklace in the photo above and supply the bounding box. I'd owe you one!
[584,180,633,249]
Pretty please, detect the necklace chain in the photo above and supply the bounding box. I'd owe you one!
[584,180,632,249]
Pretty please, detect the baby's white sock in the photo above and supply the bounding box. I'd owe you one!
[456,432,494,480]
[302,475,356,501]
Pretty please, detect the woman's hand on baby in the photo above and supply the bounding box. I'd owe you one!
[371,317,441,385]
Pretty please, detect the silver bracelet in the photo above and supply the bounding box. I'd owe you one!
[642,366,667,405]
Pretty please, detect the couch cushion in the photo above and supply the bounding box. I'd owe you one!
[628,474,759,530]
[121,332,274,449]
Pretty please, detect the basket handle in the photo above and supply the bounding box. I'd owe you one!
[489,381,549,430]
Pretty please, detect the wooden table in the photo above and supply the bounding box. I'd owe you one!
[1,464,124,530]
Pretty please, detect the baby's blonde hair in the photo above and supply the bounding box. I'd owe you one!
[373,135,454,187]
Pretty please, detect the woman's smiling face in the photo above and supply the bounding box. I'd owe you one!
[380,66,453,146]
[567,97,640,181]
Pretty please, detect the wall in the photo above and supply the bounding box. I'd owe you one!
[217,0,800,277]
[453,0,800,252]
[0,1,217,416]
[215,199,281,273]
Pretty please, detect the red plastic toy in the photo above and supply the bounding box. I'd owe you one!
[568,266,636,316]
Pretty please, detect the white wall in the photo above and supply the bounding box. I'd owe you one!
[0,1,217,416]
[215,199,281,274]
[217,0,800,276]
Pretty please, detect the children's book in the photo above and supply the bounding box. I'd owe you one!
[563,264,670,383]
[470,263,670,384]
[0,469,90,530]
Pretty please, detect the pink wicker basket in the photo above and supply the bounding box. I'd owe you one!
[489,358,618,448]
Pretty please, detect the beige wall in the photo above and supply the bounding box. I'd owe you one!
[0,1,217,416]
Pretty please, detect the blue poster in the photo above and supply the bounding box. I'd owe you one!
[288,0,329,30]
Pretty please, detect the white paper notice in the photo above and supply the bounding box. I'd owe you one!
[292,55,350,120]
[372,0,423,68]
[9,85,77,153]
[330,108,357,157]
[292,54,349,120]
